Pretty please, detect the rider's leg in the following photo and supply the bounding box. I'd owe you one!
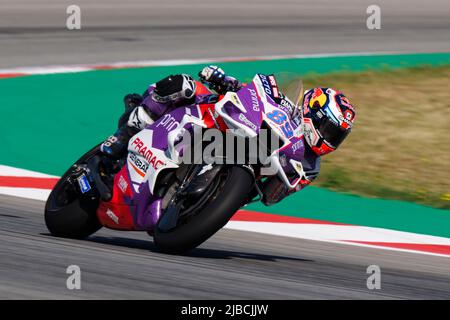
[100,74,198,159]
[100,94,155,159]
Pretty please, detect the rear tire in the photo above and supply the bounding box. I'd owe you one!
[45,146,102,239]
[45,183,101,239]
[153,166,253,254]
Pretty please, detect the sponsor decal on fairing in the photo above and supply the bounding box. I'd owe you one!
[130,137,165,170]
[118,175,128,193]
[106,208,120,224]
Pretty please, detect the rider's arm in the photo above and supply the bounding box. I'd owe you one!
[198,65,242,94]
[140,74,197,119]
[101,74,197,158]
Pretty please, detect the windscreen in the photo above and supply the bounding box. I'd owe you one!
[274,72,304,118]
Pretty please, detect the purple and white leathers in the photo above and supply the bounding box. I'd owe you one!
[119,74,320,231]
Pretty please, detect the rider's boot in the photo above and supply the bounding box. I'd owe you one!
[100,93,154,159]
[260,175,291,206]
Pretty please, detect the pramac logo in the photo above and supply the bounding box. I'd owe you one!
[130,137,165,170]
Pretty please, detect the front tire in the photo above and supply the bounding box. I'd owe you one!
[153,166,253,254]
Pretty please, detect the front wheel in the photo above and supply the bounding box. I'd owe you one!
[153,166,253,254]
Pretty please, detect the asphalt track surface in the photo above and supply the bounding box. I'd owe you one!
[1,0,450,68]
[1,194,449,299]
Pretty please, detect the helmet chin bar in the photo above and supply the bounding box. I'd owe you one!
[311,141,335,156]
[302,117,336,156]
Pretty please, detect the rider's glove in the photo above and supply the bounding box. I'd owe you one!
[199,65,242,94]
[199,65,226,84]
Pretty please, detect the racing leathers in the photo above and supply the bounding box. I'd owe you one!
[100,66,240,159]
[100,66,320,206]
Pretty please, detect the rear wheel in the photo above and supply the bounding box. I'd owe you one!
[45,146,102,239]
[153,166,253,254]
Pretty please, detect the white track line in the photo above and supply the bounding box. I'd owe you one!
[224,222,450,258]
[0,165,58,178]
[1,165,449,258]
[0,51,401,76]
[225,221,450,246]
[0,187,51,202]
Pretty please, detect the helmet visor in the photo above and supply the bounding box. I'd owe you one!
[318,117,350,148]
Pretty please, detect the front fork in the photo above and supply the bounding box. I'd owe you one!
[157,163,224,232]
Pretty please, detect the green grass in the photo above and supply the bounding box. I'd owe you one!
[291,65,450,209]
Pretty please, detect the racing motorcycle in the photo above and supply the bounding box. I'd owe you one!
[45,74,307,254]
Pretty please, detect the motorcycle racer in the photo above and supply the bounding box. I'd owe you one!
[100,66,356,206]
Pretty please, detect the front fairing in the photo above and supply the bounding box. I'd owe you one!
[213,82,263,138]
[250,74,308,188]
[263,114,307,188]
[214,73,308,189]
